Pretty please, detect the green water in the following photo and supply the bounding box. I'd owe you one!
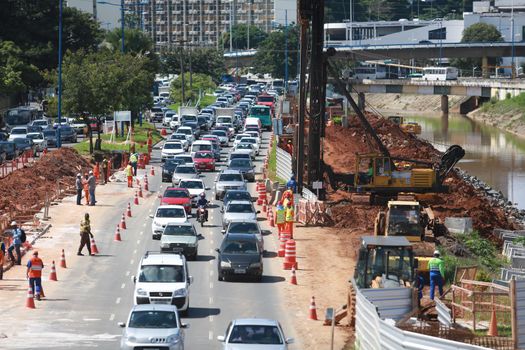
[405,115,525,210]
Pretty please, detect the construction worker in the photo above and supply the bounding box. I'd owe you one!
[78,213,94,256]
[101,157,109,184]
[428,250,445,300]
[0,239,5,279]
[130,152,138,176]
[7,221,22,265]
[275,201,286,236]
[282,188,294,207]
[286,175,297,193]
[285,201,295,239]
[367,161,374,184]
[75,173,83,205]
[26,251,44,300]
[125,162,133,188]
[87,170,96,206]
[83,173,90,205]
[286,139,294,155]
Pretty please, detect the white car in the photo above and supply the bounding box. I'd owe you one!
[169,115,181,130]
[171,164,199,186]
[176,126,195,144]
[26,132,48,152]
[163,112,175,126]
[211,130,229,146]
[132,252,192,316]
[234,143,256,159]
[8,127,28,141]
[161,141,185,162]
[240,137,260,155]
[149,205,188,239]
[173,154,195,168]
[168,133,189,151]
[178,179,207,207]
[233,134,251,148]
[217,318,294,349]
[244,131,261,145]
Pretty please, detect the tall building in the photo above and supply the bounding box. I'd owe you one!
[126,0,274,51]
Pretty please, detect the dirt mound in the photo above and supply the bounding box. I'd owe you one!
[0,148,91,214]
[322,113,517,236]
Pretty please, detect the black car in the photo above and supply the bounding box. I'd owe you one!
[197,116,209,131]
[0,141,18,160]
[216,233,263,282]
[161,158,185,182]
[227,158,256,182]
[42,129,58,147]
[57,125,77,143]
[12,138,36,156]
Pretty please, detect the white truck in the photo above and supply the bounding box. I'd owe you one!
[215,108,239,130]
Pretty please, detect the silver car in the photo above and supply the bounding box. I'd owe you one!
[214,169,247,200]
[119,304,187,350]
[221,200,259,229]
[172,164,199,186]
[217,318,293,349]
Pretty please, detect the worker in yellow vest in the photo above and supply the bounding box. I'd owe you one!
[275,201,286,236]
[285,201,295,239]
[125,162,133,188]
[282,188,294,207]
[428,250,445,300]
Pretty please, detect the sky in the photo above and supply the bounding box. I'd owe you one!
[67,0,121,29]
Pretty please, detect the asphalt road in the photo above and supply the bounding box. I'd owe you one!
[3,129,297,349]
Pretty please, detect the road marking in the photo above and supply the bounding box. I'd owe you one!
[209,315,214,323]
[130,259,134,265]
[121,283,125,289]
[109,314,115,321]
[139,231,143,236]
[210,215,214,220]
[209,331,213,340]
[210,282,214,289]
[209,270,214,277]
[210,239,214,244]
[126,271,130,276]
[116,297,121,304]
[142,223,147,227]
[136,239,141,245]
[209,260,213,265]
[209,296,213,304]
[133,249,137,254]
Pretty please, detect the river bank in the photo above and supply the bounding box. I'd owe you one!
[467,103,525,138]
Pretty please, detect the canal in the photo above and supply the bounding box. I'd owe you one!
[405,114,525,210]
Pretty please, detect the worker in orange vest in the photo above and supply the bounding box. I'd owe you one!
[125,162,133,188]
[93,162,100,180]
[285,201,295,238]
[286,140,294,155]
[26,251,44,300]
[275,201,286,236]
[82,173,90,205]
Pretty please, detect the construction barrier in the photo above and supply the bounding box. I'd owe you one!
[296,199,332,226]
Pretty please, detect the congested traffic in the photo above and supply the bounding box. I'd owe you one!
[119,82,295,349]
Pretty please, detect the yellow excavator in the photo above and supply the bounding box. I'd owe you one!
[387,116,422,134]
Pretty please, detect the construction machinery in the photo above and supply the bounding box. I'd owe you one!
[387,116,422,134]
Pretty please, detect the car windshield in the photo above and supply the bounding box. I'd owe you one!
[155,208,186,218]
[179,180,203,189]
[175,166,196,174]
[219,173,243,182]
[27,133,43,140]
[178,129,191,135]
[182,115,197,122]
[138,265,184,283]
[212,130,226,137]
[174,156,192,163]
[11,129,27,134]
[227,203,253,213]
[164,143,182,150]
[237,144,252,149]
[164,159,183,170]
[241,138,256,144]
[217,117,231,123]
[13,138,29,145]
[164,189,188,198]
[164,225,195,236]
[228,325,282,344]
[222,240,258,254]
[230,159,251,168]
[170,134,186,141]
[258,96,274,103]
[27,126,41,133]
[224,191,251,203]
[194,152,213,159]
[193,144,212,152]
[236,135,249,140]
[129,311,178,329]
[228,222,259,234]
[230,153,250,161]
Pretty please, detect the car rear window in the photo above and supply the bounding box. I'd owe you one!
[219,173,243,182]
[164,189,188,198]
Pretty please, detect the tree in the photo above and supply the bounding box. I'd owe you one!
[222,24,268,50]
[105,28,153,55]
[461,23,503,43]
[0,41,38,95]
[170,73,216,104]
[161,48,225,82]
[253,26,299,79]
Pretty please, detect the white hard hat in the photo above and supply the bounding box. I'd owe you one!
[77,173,82,177]
[89,170,93,174]
[10,221,17,226]
[433,250,440,256]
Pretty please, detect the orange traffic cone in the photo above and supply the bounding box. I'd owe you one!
[269,210,275,227]
[262,200,267,213]
[150,166,155,176]
[290,266,297,285]
[309,296,318,320]
[60,249,67,268]
[90,237,99,254]
[49,261,58,281]
[26,288,36,309]
[144,175,149,191]
[136,178,140,186]
[161,128,167,136]
[126,203,132,217]
[139,185,143,198]
[120,214,127,229]
[487,309,499,336]
[114,225,122,242]
[134,191,139,205]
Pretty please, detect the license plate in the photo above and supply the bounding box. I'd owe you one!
[234,268,246,274]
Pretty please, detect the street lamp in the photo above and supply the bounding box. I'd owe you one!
[98,0,126,53]
[229,0,233,53]
[57,0,64,148]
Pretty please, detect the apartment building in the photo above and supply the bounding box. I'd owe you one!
[126,0,274,51]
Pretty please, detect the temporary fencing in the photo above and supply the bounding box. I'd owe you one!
[296,199,332,226]
[0,150,38,179]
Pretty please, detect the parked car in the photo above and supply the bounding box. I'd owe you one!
[217,318,294,348]
[221,200,259,230]
[160,223,200,260]
[214,169,247,200]
[119,304,187,350]
[216,233,263,281]
[149,205,188,240]
[160,187,192,214]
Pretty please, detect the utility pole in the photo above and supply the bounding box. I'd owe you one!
[247,0,251,50]
[296,3,309,194]
[180,45,186,103]
[284,9,288,92]
[93,0,97,22]
[511,0,516,79]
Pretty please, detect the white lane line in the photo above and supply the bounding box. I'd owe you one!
[210,239,214,244]
[142,223,147,227]
[209,331,213,340]
[130,259,134,265]
[210,215,214,220]
[209,315,214,323]
[109,313,115,321]
[133,249,137,254]
[121,283,125,289]
[149,208,152,213]
[116,297,121,304]
[209,270,214,277]
[209,260,213,265]
[210,282,214,289]
[136,239,141,245]
[209,296,213,304]
[126,270,130,276]
[139,231,143,236]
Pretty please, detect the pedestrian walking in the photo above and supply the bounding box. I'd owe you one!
[428,250,445,300]
[7,221,23,265]
[77,213,94,256]
[75,173,83,205]
[83,172,90,205]
[0,240,6,280]
[26,251,44,300]
[130,153,138,176]
[87,170,96,206]
[125,162,133,188]
[101,157,109,184]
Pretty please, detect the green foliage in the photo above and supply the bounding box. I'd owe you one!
[170,73,216,104]
[253,26,299,79]
[0,41,38,94]
[222,24,268,50]
[161,48,225,82]
[457,231,505,273]
[105,28,153,55]
[513,236,525,246]
[461,23,503,43]
[479,92,525,117]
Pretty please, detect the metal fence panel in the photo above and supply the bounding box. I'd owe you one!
[361,287,413,320]
[436,298,453,327]
[516,280,525,349]
[275,147,292,181]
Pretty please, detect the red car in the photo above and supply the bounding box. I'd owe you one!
[193,151,216,172]
[160,187,192,214]
[256,93,275,114]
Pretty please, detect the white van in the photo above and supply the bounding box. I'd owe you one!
[190,140,213,158]
[169,115,180,130]
[216,116,233,127]
[244,117,262,131]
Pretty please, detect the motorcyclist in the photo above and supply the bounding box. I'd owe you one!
[196,193,209,221]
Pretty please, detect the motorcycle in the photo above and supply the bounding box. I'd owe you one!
[197,206,207,227]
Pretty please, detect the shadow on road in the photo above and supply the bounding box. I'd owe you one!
[263,251,277,258]
[185,307,221,319]
[260,275,286,283]
[195,255,215,262]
